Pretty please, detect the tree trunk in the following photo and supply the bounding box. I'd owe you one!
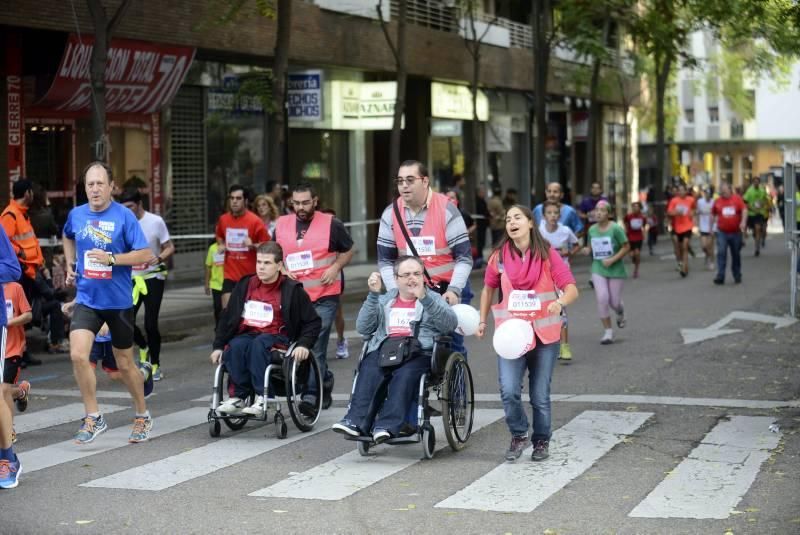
[583,17,610,191]
[532,0,551,201]
[388,0,407,183]
[654,52,672,196]
[467,40,480,213]
[268,0,292,186]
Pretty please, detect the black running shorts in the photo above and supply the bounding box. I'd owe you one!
[70,304,135,349]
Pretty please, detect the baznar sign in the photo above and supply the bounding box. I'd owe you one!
[331,81,400,130]
[36,34,195,114]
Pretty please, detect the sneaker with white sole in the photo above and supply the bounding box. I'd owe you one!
[600,331,614,345]
[335,339,349,359]
[128,415,153,443]
[242,395,267,416]
[14,381,30,412]
[74,414,108,444]
[372,429,391,444]
[217,397,246,415]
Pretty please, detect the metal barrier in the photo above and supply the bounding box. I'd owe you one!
[785,163,798,317]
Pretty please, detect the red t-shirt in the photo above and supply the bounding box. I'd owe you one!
[711,195,746,233]
[387,297,417,338]
[237,275,285,336]
[216,210,270,283]
[4,282,31,358]
[667,195,696,234]
[624,213,646,243]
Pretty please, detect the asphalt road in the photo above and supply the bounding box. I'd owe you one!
[5,236,799,535]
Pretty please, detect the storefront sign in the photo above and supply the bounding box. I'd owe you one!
[486,115,512,152]
[331,81,399,130]
[288,70,323,121]
[6,33,24,191]
[36,34,195,114]
[571,111,588,140]
[207,89,264,114]
[431,119,462,137]
[150,113,163,215]
[431,82,488,121]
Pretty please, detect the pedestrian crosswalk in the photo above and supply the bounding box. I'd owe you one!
[13,403,783,521]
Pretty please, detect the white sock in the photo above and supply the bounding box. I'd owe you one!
[136,411,151,419]
[604,329,613,338]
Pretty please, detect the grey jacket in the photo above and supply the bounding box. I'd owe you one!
[356,288,458,354]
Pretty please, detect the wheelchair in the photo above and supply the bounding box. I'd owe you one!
[207,342,323,439]
[345,336,475,459]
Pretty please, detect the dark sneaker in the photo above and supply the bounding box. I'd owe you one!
[372,429,391,444]
[74,415,108,444]
[734,276,742,284]
[129,415,154,443]
[299,396,318,418]
[504,435,529,462]
[15,381,30,412]
[331,419,360,437]
[138,361,154,399]
[0,457,21,489]
[713,278,724,285]
[531,439,550,461]
[397,422,418,437]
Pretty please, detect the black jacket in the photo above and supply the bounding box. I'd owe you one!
[213,275,321,351]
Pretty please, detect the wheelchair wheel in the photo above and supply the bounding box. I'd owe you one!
[223,392,253,431]
[440,352,474,451]
[421,423,436,460]
[357,440,371,457]
[274,412,288,439]
[285,354,323,432]
[209,418,221,438]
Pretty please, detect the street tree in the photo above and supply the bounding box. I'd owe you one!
[377,0,408,187]
[87,0,133,162]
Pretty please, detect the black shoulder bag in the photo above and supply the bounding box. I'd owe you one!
[392,198,449,295]
[378,318,422,368]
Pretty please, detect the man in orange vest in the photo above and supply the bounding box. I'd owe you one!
[377,160,473,357]
[1,179,68,362]
[274,182,354,413]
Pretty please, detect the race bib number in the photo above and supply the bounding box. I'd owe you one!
[242,301,274,328]
[407,236,436,256]
[591,237,614,259]
[225,228,248,252]
[388,308,416,336]
[213,252,225,266]
[508,290,541,312]
[83,251,113,280]
[630,219,643,230]
[753,201,762,209]
[722,206,736,217]
[285,250,314,273]
[5,299,13,320]
[677,204,688,215]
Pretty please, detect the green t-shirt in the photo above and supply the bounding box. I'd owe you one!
[743,186,769,217]
[205,243,224,291]
[588,222,628,279]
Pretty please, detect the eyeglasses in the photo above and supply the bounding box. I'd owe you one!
[397,271,423,279]
[395,176,423,187]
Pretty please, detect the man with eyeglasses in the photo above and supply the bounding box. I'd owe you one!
[274,182,354,413]
[377,159,473,357]
[215,184,270,309]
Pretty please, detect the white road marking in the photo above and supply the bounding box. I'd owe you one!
[249,409,505,501]
[23,407,208,474]
[629,415,782,519]
[81,409,346,491]
[435,410,653,513]
[32,388,135,399]
[681,310,797,344]
[15,403,127,434]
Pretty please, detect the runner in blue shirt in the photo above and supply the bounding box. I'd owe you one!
[532,182,584,236]
[0,231,22,488]
[62,162,152,445]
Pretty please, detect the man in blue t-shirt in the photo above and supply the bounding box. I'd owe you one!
[0,231,22,488]
[63,162,152,445]
[533,182,584,236]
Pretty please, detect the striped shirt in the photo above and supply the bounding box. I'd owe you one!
[377,192,472,294]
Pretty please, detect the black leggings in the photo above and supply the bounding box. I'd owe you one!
[133,277,165,366]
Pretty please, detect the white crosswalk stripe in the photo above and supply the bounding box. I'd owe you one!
[435,410,653,513]
[23,407,208,473]
[81,409,346,491]
[250,409,505,501]
[14,403,127,434]
[628,415,783,519]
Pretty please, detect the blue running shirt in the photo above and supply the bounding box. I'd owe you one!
[63,201,148,310]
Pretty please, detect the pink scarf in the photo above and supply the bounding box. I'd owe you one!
[501,241,544,290]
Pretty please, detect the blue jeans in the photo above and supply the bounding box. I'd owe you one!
[450,279,473,358]
[223,333,289,397]
[716,231,742,281]
[346,349,430,435]
[497,340,559,441]
[309,297,338,396]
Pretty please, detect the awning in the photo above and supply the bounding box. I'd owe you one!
[35,34,195,114]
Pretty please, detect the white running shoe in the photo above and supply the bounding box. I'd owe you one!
[601,331,614,345]
[336,339,349,359]
[217,397,246,414]
[242,395,267,416]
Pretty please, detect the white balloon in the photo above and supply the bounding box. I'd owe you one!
[492,318,534,359]
[452,304,480,336]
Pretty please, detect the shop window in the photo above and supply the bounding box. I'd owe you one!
[288,129,350,221]
[430,134,464,192]
[708,107,719,123]
[742,155,753,184]
[25,123,73,226]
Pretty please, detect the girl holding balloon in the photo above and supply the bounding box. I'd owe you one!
[477,205,578,462]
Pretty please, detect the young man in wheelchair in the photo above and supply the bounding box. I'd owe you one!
[332,256,457,443]
[210,242,321,415]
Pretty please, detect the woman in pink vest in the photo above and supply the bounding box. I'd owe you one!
[477,205,578,462]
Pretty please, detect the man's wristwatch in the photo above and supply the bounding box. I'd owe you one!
[555,299,565,308]
[107,252,116,266]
